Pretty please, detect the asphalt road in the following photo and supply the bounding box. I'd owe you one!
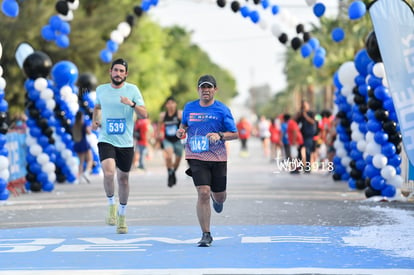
[1,138,414,274]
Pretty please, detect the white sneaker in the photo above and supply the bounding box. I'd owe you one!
[82,172,90,183]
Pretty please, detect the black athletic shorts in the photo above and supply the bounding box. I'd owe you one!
[187,159,227,192]
[98,142,134,172]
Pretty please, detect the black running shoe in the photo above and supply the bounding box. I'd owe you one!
[167,170,176,187]
[197,232,213,247]
[211,194,223,213]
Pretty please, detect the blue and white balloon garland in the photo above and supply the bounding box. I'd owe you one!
[40,0,79,48]
[0,41,10,201]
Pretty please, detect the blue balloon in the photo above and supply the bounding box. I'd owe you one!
[374,131,389,145]
[55,34,70,48]
[141,0,151,11]
[367,119,382,132]
[355,159,366,171]
[0,189,9,201]
[100,49,112,63]
[42,182,55,192]
[313,3,326,17]
[106,40,119,53]
[51,60,79,86]
[364,164,380,178]
[0,99,8,112]
[331,27,345,42]
[308,37,320,50]
[381,185,396,197]
[333,72,342,89]
[300,43,312,58]
[388,154,402,167]
[371,175,386,191]
[1,0,19,17]
[41,25,56,41]
[348,0,367,20]
[49,15,63,31]
[354,49,372,76]
[381,142,396,157]
[271,5,279,15]
[249,10,260,23]
[374,86,391,101]
[358,83,370,97]
[37,172,49,184]
[59,21,71,35]
[315,47,326,56]
[313,53,325,68]
[0,178,6,193]
[383,99,395,112]
[29,126,42,138]
[261,0,270,9]
[348,178,356,190]
[240,6,250,18]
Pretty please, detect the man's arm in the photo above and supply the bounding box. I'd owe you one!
[92,104,102,130]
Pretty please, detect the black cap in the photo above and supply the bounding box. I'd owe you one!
[198,74,216,87]
[111,58,128,72]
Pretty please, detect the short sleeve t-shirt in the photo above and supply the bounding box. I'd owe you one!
[182,100,237,162]
[95,82,145,147]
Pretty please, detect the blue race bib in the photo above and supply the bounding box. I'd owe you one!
[106,118,126,135]
[189,136,209,153]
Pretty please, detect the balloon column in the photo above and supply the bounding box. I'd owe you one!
[0,41,10,201]
[22,51,57,192]
[332,31,404,199]
[40,0,80,48]
[362,31,403,198]
[50,60,80,184]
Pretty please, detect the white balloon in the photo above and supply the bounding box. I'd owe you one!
[366,141,381,155]
[388,175,403,188]
[88,91,96,102]
[341,156,351,167]
[110,30,124,45]
[259,18,268,30]
[305,0,317,6]
[40,88,54,100]
[336,148,347,158]
[0,42,2,59]
[0,77,6,90]
[37,153,50,165]
[62,149,73,159]
[340,85,353,96]
[68,0,80,10]
[0,168,10,180]
[338,61,358,87]
[60,85,72,98]
[0,66,3,77]
[381,165,397,180]
[271,23,282,37]
[351,131,364,142]
[356,140,367,152]
[34,78,48,91]
[117,22,132,38]
[42,162,56,174]
[48,173,57,183]
[46,99,56,110]
[59,10,74,21]
[25,135,36,146]
[346,93,354,105]
[373,62,386,78]
[365,131,375,142]
[382,77,389,87]
[30,144,43,156]
[372,154,388,169]
[0,156,9,170]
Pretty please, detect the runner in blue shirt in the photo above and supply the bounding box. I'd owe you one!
[176,74,239,247]
[92,58,147,234]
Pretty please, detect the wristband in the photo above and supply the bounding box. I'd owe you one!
[130,101,136,108]
[218,132,224,140]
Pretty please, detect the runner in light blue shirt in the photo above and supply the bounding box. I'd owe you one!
[92,58,147,235]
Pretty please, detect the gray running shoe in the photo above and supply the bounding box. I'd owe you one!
[198,232,213,247]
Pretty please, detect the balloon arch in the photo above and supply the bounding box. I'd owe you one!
[0,0,410,201]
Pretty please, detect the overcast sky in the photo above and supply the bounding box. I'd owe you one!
[149,0,339,103]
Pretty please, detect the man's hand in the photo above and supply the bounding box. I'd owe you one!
[176,128,186,139]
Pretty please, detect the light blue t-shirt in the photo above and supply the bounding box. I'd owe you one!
[95,82,145,147]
